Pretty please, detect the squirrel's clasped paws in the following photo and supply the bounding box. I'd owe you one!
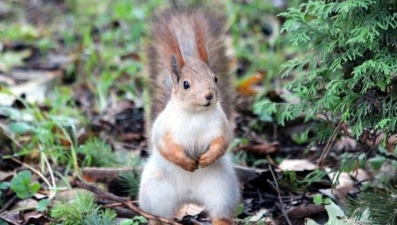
[199,149,220,168]
[180,157,199,172]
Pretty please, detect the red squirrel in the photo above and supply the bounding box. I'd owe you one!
[139,6,239,225]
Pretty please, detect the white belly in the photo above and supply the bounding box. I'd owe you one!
[153,102,228,159]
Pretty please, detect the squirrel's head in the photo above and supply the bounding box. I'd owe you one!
[170,55,219,112]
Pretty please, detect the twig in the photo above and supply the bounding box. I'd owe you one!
[102,205,137,218]
[101,202,123,207]
[268,165,292,225]
[98,202,138,217]
[0,195,17,214]
[317,120,343,168]
[74,181,182,225]
[376,150,397,161]
[41,151,56,199]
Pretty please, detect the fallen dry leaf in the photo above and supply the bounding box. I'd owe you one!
[0,69,63,106]
[386,134,397,153]
[234,165,265,183]
[326,169,371,203]
[237,141,280,155]
[248,208,270,222]
[237,72,265,96]
[0,211,20,225]
[278,159,317,171]
[23,211,50,224]
[0,171,14,181]
[174,204,205,221]
[333,137,358,151]
[82,167,133,183]
[11,198,38,212]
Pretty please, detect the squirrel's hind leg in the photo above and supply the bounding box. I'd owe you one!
[197,159,239,225]
[212,218,234,225]
[139,165,180,220]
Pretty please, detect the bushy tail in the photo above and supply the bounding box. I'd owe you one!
[145,6,233,134]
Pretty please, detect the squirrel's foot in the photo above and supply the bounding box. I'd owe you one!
[213,218,234,225]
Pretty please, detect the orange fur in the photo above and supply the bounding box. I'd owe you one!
[213,218,234,225]
[152,14,185,69]
[159,132,198,171]
[199,135,228,167]
[193,12,208,63]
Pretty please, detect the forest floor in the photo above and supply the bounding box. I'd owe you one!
[0,0,394,225]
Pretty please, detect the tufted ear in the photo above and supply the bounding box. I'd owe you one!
[193,13,208,64]
[171,55,181,85]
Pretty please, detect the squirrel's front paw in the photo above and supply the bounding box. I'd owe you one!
[199,151,219,168]
[179,157,199,172]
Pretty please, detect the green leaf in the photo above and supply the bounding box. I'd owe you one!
[137,216,148,223]
[256,220,265,225]
[0,49,31,72]
[0,218,8,225]
[235,202,245,216]
[8,122,34,135]
[120,219,134,225]
[313,194,323,205]
[29,182,41,193]
[369,156,386,171]
[324,201,351,225]
[10,170,40,199]
[0,182,9,190]
[36,199,50,212]
[323,198,331,205]
[0,107,22,120]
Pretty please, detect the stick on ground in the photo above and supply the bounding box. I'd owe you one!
[268,165,292,225]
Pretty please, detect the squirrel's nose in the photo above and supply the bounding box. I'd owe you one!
[204,91,214,100]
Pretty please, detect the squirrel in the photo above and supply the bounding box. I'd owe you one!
[139,6,239,225]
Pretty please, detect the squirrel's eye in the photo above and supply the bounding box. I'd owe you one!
[214,77,218,83]
[183,81,190,89]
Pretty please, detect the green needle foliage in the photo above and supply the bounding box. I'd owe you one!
[347,185,397,224]
[255,0,397,142]
[78,138,120,167]
[51,191,116,225]
[254,1,397,223]
[119,169,140,198]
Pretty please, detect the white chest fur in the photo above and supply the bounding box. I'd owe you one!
[152,101,228,159]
